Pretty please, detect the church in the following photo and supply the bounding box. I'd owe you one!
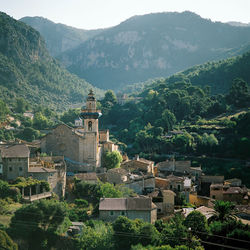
[41,90,118,173]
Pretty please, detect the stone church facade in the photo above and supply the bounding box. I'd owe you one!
[41,90,118,172]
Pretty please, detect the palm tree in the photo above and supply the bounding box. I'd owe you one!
[210,200,236,222]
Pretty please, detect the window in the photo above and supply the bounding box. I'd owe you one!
[212,195,216,199]
[88,121,92,131]
[177,185,181,192]
[19,167,23,172]
[110,211,114,216]
[170,185,173,190]
[121,211,125,216]
[9,167,12,172]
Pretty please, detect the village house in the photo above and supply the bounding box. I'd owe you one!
[198,175,224,197]
[0,144,66,198]
[156,159,202,181]
[99,197,157,223]
[41,90,118,173]
[155,174,191,203]
[121,155,155,175]
[210,180,250,205]
[148,189,176,216]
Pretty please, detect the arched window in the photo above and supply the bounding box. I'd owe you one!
[88,121,92,131]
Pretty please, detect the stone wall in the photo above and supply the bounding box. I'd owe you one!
[2,157,29,180]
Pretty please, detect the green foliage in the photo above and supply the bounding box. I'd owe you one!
[33,112,52,130]
[211,200,236,222]
[76,221,114,250]
[112,216,140,249]
[60,108,81,125]
[9,199,69,249]
[0,99,9,121]
[102,150,123,169]
[14,97,29,113]
[0,12,103,111]
[74,198,88,207]
[17,127,40,142]
[226,78,250,108]
[184,211,209,236]
[161,215,187,247]
[0,180,21,202]
[0,230,17,250]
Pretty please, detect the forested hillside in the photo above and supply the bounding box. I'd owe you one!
[97,49,250,162]
[167,49,250,94]
[58,11,250,90]
[0,12,103,111]
[20,16,104,56]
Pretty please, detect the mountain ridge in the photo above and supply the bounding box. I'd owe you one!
[56,11,250,90]
[20,16,105,57]
[0,12,103,111]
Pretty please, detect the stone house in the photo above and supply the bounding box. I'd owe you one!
[148,189,176,215]
[1,144,30,180]
[28,156,66,198]
[156,159,202,181]
[106,168,128,185]
[1,144,66,198]
[125,175,155,194]
[74,172,98,184]
[99,197,157,223]
[210,183,249,205]
[155,175,191,203]
[121,155,154,175]
[41,90,118,173]
[198,175,224,197]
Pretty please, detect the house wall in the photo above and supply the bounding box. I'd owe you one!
[210,187,224,200]
[189,193,211,207]
[125,177,155,194]
[99,210,156,223]
[30,169,66,198]
[41,125,81,163]
[2,157,29,180]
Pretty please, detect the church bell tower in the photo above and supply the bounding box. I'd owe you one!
[80,90,102,169]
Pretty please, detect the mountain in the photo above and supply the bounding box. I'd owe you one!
[227,21,250,27]
[0,12,103,111]
[166,49,250,94]
[20,16,104,57]
[57,11,250,90]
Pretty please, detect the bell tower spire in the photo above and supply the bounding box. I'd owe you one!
[79,90,102,169]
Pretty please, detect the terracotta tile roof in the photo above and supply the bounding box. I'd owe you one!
[99,197,157,211]
[1,144,30,158]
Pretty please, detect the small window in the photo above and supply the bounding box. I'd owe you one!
[88,121,92,131]
[177,185,181,191]
[170,185,173,190]
[212,195,216,199]
[9,167,12,172]
[19,167,23,172]
[110,211,114,216]
[121,211,125,216]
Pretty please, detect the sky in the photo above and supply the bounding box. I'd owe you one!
[0,0,250,29]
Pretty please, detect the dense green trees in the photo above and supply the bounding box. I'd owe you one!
[0,230,17,250]
[0,99,9,121]
[102,151,123,170]
[184,211,209,236]
[9,199,70,249]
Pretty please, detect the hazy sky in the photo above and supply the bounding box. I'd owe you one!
[1,0,250,29]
